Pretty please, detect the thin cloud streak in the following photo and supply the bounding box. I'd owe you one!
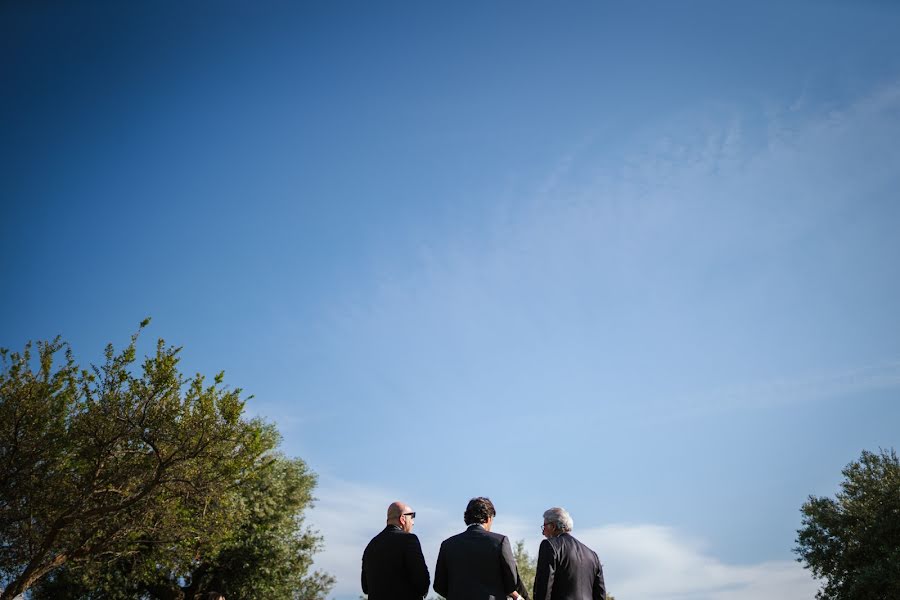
[324,80,900,416]
[658,359,900,422]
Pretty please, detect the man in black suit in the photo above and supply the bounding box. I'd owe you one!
[361,501,431,600]
[533,507,606,600]
[434,496,524,600]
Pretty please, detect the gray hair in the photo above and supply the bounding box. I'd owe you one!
[543,507,573,532]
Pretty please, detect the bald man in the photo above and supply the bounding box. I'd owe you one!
[361,501,431,600]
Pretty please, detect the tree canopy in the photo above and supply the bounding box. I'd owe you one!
[795,447,900,600]
[0,320,332,599]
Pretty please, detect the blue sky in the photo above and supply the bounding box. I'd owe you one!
[3,2,900,598]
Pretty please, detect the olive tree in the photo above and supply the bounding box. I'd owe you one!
[0,320,330,599]
[795,447,900,599]
[31,456,334,599]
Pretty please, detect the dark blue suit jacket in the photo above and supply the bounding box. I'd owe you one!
[434,523,519,600]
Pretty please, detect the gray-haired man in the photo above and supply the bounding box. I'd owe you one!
[533,507,605,600]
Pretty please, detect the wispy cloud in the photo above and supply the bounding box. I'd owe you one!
[579,524,817,600]
[670,359,900,418]
[307,478,818,600]
[323,79,900,416]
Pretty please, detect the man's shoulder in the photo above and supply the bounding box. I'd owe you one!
[483,529,507,543]
[569,533,594,549]
[441,526,497,547]
[545,533,577,552]
[386,528,422,544]
[542,535,563,552]
[372,526,395,538]
[561,534,599,557]
[464,526,507,546]
[364,528,386,550]
[441,529,469,546]
[403,531,422,545]
[367,526,417,547]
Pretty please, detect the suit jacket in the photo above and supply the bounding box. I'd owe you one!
[361,525,431,600]
[434,523,519,600]
[532,533,605,600]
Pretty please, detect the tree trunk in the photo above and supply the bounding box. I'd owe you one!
[0,556,63,600]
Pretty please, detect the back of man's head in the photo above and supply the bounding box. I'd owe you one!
[464,497,496,525]
[543,507,574,533]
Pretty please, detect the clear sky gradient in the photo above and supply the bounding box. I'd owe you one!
[3,2,900,599]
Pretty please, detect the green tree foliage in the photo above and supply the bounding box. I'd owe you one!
[0,321,332,599]
[178,455,335,599]
[32,456,334,599]
[795,447,900,600]
[514,539,537,598]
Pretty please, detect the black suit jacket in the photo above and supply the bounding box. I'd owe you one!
[533,533,605,600]
[434,523,519,600]
[361,525,430,600]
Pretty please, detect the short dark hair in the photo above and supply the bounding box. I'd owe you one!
[464,497,496,525]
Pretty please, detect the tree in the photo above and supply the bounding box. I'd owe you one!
[795,448,900,600]
[31,456,334,599]
[514,539,537,598]
[0,320,331,599]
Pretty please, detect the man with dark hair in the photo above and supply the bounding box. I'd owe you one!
[434,497,524,600]
[533,507,605,600]
[361,501,431,600]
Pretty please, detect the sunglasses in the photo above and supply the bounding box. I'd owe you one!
[403,512,416,519]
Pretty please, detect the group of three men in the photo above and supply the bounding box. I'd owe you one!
[361,496,606,600]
